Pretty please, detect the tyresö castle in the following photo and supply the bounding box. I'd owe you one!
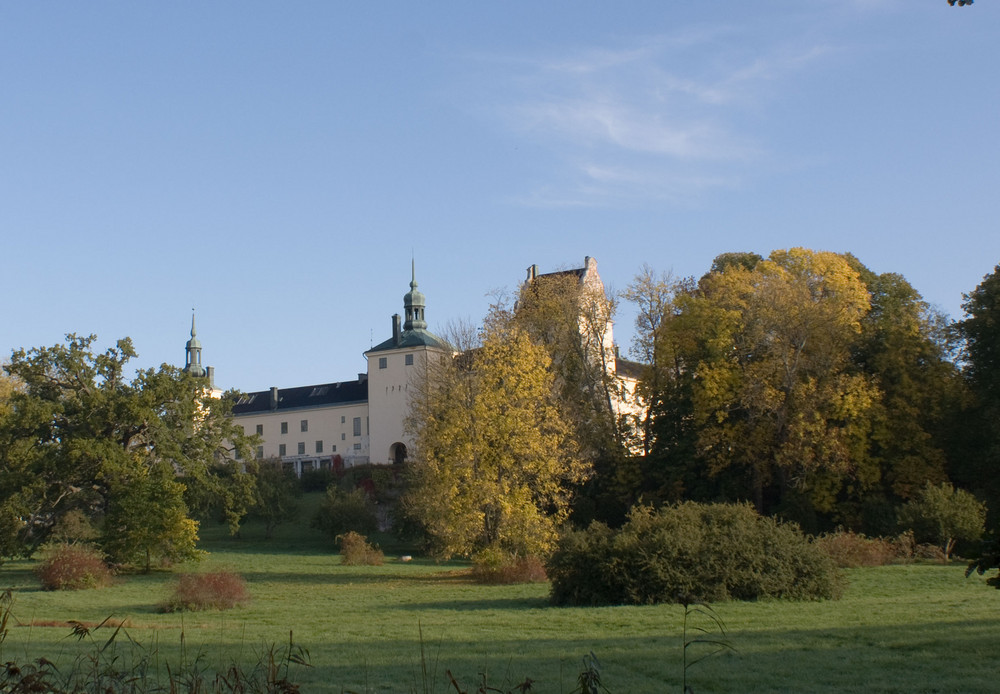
[183,257,639,475]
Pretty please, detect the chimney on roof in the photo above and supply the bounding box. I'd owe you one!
[269,387,279,411]
[526,264,538,282]
[206,366,215,388]
[392,313,401,346]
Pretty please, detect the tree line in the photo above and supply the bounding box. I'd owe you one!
[1,248,997,570]
[405,248,1000,562]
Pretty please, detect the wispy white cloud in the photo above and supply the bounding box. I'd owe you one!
[477,28,832,208]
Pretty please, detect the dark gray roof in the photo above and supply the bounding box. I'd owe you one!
[616,357,645,380]
[537,267,585,281]
[366,328,451,355]
[232,378,368,415]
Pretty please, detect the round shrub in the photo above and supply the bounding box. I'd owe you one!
[548,502,842,606]
[35,543,113,590]
[160,571,250,612]
[337,531,384,566]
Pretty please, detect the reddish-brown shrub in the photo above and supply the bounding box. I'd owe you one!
[35,543,113,590]
[160,571,250,612]
[814,531,897,568]
[337,531,384,566]
[472,547,547,584]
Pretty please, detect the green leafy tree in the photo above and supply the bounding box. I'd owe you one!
[102,465,203,571]
[249,459,301,539]
[0,334,255,565]
[898,482,986,559]
[843,259,966,531]
[312,487,379,539]
[406,313,588,560]
[956,264,1000,514]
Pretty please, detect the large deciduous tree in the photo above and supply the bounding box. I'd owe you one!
[647,249,880,517]
[0,334,255,568]
[843,258,966,531]
[956,264,1000,514]
[405,313,588,560]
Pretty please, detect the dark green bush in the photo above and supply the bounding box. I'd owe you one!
[311,487,379,539]
[548,502,842,605]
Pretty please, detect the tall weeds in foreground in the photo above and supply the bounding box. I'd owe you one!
[680,595,737,694]
[0,588,311,693]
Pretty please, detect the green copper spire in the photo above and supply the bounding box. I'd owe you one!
[184,310,207,377]
[403,259,427,330]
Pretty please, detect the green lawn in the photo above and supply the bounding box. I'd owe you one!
[1,513,998,693]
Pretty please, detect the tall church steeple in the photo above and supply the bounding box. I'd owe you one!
[403,259,427,330]
[184,311,207,378]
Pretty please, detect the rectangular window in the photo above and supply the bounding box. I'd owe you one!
[316,440,323,453]
[405,353,414,366]
[278,443,287,457]
[297,442,306,455]
[341,416,346,424]
[256,424,263,436]
[378,356,387,369]
[332,445,337,452]
[341,433,346,441]
[280,421,288,435]
[256,446,264,459]
[353,443,362,451]
[300,419,308,432]
[353,417,361,437]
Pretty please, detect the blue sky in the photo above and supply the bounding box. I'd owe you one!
[2,2,997,392]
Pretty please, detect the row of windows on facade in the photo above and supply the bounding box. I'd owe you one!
[378,353,414,369]
[252,417,364,438]
[251,440,363,459]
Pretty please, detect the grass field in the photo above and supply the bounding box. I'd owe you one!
[1,504,998,693]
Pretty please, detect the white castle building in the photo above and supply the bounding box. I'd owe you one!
[185,257,639,475]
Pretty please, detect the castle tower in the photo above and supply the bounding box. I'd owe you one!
[365,263,450,465]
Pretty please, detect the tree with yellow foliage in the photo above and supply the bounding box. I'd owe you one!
[405,312,588,561]
[654,248,880,515]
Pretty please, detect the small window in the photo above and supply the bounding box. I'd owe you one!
[315,440,323,453]
[353,417,362,437]
[332,444,337,452]
[341,416,346,424]
[405,353,414,366]
[301,419,308,433]
[280,421,288,435]
[256,446,264,459]
[256,424,263,435]
[341,433,346,441]
[279,443,287,457]
[353,443,362,451]
[378,357,387,369]
[297,442,305,455]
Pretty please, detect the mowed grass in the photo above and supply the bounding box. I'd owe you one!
[1,506,998,693]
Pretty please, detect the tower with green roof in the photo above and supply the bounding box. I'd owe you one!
[365,263,450,465]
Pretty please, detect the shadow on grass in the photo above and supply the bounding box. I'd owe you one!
[393,596,551,611]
